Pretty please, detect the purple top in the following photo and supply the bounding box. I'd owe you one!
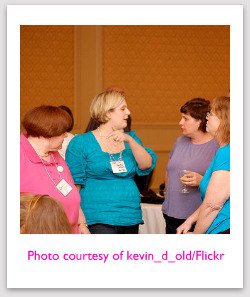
[162,136,219,219]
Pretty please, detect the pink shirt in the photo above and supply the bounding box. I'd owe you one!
[20,134,80,234]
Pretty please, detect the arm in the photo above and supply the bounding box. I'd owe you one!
[78,208,90,234]
[176,207,200,234]
[75,185,81,191]
[108,130,153,170]
[125,134,152,170]
[65,136,86,187]
[193,170,230,234]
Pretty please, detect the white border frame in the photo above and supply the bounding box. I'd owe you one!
[7,5,243,288]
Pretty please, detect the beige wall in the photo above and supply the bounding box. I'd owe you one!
[20,25,230,189]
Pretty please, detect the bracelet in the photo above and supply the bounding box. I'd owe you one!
[78,222,88,227]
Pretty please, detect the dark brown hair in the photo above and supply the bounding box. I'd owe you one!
[58,105,74,132]
[22,105,72,138]
[20,194,72,234]
[180,98,211,132]
[211,96,230,145]
[84,118,99,132]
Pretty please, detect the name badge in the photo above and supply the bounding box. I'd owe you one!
[56,179,72,196]
[110,160,127,173]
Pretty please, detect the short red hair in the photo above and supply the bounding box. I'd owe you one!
[22,105,72,138]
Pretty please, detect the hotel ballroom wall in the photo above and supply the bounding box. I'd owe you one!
[20,25,230,189]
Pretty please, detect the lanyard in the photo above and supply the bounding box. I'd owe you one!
[39,154,63,187]
[97,127,124,160]
[109,151,123,162]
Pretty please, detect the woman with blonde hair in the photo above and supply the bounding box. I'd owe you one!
[20,194,72,234]
[66,90,157,234]
[177,96,230,234]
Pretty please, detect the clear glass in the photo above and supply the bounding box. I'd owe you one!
[178,169,189,194]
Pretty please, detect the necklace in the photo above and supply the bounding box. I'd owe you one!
[97,127,108,145]
[37,152,51,158]
[98,127,120,148]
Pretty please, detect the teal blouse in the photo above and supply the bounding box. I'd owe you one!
[199,145,230,234]
[65,130,157,226]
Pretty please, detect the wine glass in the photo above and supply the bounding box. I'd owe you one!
[179,169,189,194]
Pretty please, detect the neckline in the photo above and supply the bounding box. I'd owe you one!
[90,131,126,155]
[188,136,215,146]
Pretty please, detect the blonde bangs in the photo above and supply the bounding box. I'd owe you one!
[90,90,125,123]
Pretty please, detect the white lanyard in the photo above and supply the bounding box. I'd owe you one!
[39,154,63,186]
[109,151,123,162]
[97,127,127,173]
[109,152,127,173]
[39,154,72,196]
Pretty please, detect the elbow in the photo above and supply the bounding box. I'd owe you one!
[205,202,223,213]
[138,158,152,170]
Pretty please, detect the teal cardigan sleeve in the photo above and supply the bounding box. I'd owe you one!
[65,134,87,187]
[128,130,157,176]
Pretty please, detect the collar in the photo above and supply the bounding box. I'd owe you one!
[20,134,60,164]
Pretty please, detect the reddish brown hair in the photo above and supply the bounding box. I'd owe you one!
[211,96,230,145]
[22,105,72,138]
[58,105,74,132]
[20,194,72,234]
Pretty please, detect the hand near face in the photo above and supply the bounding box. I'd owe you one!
[180,171,203,187]
[107,128,132,144]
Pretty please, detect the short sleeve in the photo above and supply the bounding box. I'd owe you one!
[128,130,157,176]
[213,145,230,172]
[65,135,87,187]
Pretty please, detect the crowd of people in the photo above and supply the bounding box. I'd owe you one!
[20,88,230,235]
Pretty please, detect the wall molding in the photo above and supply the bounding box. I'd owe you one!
[74,25,103,133]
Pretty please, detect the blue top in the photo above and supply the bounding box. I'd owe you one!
[199,145,230,234]
[65,130,157,226]
[162,136,219,219]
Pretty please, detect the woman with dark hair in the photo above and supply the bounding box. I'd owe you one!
[162,98,219,234]
[177,96,230,234]
[20,105,90,234]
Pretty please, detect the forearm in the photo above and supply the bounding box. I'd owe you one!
[176,207,200,234]
[78,208,90,234]
[193,170,230,233]
[76,184,81,191]
[126,136,152,170]
[186,207,200,225]
[78,208,87,225]
[193,203,221,234]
